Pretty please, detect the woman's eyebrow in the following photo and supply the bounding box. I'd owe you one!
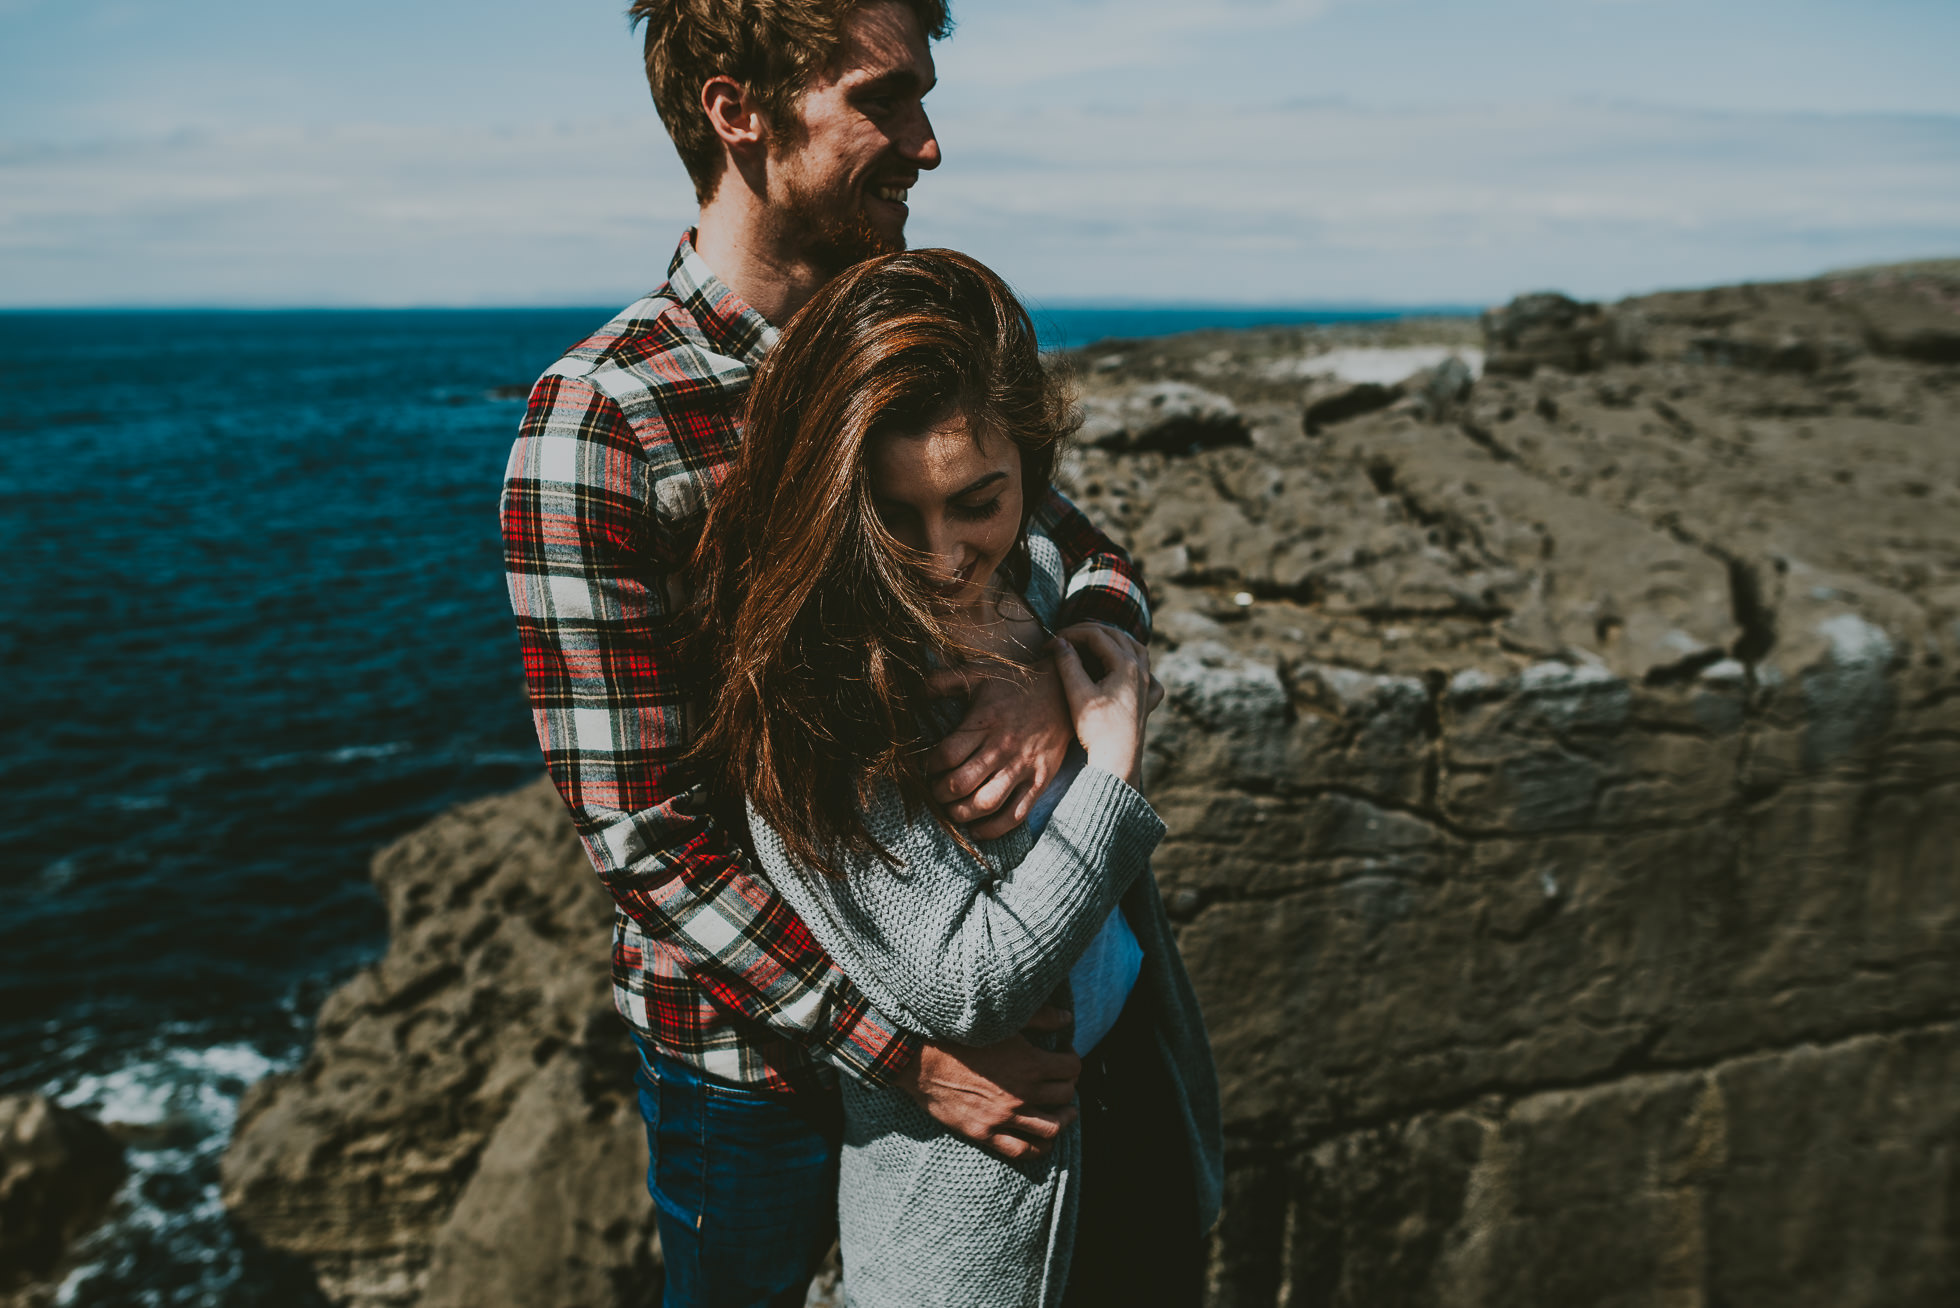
[951,471,1008,498]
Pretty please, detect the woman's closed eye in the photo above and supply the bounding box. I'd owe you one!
[949,495,1005,523]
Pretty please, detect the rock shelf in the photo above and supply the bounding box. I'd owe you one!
[224,263,1960,1307]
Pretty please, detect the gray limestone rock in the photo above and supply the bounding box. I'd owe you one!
[1482,292,1645,377]
[1078,381,1250,455]
[1303,381,1401,434]
[1064,259,1960,1304]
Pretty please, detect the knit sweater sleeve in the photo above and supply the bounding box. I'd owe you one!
[747,766,1167,1048]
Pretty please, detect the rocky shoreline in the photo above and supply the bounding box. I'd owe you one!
[135,262,1960,1306]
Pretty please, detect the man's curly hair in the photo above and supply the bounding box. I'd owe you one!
[629,0,952,203]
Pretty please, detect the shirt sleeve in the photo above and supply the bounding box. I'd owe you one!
[1031,486,1152,642]
[500,371,919,1086]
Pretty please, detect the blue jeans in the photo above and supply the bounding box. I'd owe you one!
[631,1036,843,1308]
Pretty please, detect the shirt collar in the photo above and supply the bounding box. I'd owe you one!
[665,228,780,367]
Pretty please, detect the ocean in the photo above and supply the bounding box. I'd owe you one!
[0,301,1455,1304]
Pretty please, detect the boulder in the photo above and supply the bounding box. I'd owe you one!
[1302,381,1400,434]
[1078,381,1249,455]
[1482,292,1644,376]
[0,1096,126,1292]
[1411,354,1476,420]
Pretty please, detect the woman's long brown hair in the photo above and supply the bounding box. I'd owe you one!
[687,249,1072,877]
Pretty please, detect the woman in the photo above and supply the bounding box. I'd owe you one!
[689,249,1222,1307]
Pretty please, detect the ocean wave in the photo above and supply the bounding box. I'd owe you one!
[247,740,411,771]
[49,1040,295,1307]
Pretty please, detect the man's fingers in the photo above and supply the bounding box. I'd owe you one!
[1005,1107,1075,1142]
[941,770,1003,821]
[926,665,976,699]
[962,767,1021,820]
[1019,1081,1078,1110]
[929,756,995,807]
[1022,1005,1073,1033]
[931,742,1007,804]
[990,1102,1080,1159]
[1001,778,1039,826]
[966,787,1029,841]
[925,728,984,780]
[1030,1047,1083,1084]
[989,1134,1038,1160]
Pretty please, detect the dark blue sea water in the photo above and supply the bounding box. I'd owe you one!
[0,302,1443,1304]
[1029,303,1453,353]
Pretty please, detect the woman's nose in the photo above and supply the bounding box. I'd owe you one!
[923,523,965,576]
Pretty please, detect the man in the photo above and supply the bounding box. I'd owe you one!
[500,1,1153,1301]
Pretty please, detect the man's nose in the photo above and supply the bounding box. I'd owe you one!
[903,106,941,171]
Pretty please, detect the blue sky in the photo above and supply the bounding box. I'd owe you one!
[1,0,1956,307]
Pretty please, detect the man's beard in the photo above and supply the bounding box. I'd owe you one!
[779,180,904,278]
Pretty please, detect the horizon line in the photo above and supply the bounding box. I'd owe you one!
[0,300,1496,316]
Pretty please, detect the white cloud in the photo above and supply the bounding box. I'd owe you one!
[935,0,1342,89]
[1,100,1954,307]
[0,123,699,306]
[912,101,1960,303]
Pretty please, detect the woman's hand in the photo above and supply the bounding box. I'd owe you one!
[1050,623,1153,788]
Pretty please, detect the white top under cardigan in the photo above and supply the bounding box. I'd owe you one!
[1025,746,1143,1056]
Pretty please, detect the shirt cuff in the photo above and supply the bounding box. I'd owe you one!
[820,1009,924,1088]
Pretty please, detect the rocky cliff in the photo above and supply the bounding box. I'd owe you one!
[223,263,1960,1307]
[1,1095,126,1307]
[219,783,660,1308]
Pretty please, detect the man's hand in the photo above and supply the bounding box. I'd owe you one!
[926,657,1073,839]
[895,1006,1082,1160]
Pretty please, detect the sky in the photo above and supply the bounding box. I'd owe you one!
[1,0,1956,308]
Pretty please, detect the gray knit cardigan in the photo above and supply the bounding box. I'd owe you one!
[747,536,1224,1308]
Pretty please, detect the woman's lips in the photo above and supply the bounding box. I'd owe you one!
[929,562,977,600]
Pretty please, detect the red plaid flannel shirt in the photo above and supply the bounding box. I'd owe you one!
[500,231,1152,1092]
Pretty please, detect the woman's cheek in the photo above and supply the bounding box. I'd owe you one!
[986,506,1021,573]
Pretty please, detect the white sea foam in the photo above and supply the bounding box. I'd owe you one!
[38,855,81,890]
[250,740,410,771]
[58,1041,282,1135]
[325,741,409,764]
[48,1039,296,1306]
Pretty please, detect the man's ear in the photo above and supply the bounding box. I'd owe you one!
[701,75,766,154]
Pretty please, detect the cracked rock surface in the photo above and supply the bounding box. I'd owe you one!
[222,263,1959,1307]
[1069,262,1959,1306]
